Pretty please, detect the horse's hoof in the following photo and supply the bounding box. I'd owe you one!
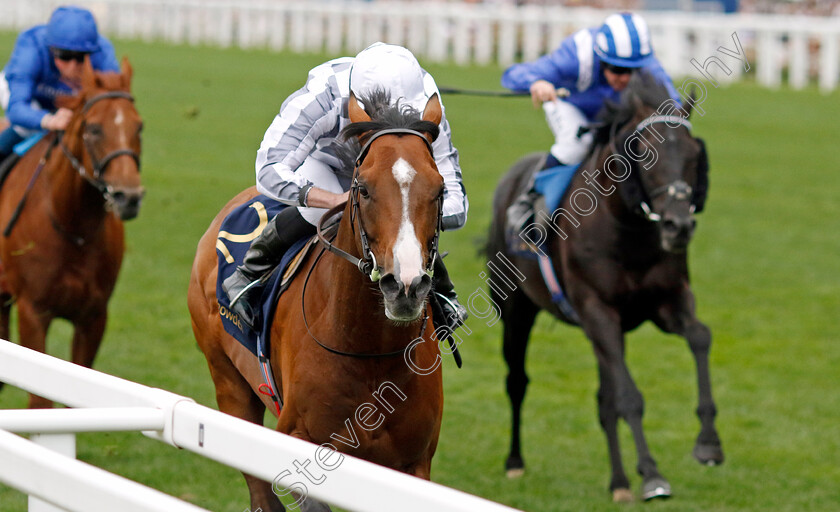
[641,477,671,501]
[612,488,635,503]
[504,456,524,478]
[693,443,724,466]
[506,468,525,479]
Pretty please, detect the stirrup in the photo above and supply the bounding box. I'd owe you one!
[228,278,263,307]
[434,292,468,329]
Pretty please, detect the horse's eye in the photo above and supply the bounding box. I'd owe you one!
[86,124,104,138]
[358,185,370,199]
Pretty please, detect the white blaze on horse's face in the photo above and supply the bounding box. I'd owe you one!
[391,157,424,292]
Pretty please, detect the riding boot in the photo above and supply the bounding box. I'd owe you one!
[431,256,468,334]
[222,206,316,329]
[505,153,564,236]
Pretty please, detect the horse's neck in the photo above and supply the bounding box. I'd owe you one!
[570,144,659,243]
[47,135,107,235]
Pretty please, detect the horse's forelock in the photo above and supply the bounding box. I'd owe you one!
[599,71,672,130]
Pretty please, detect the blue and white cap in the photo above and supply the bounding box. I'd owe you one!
[594,13,654,68]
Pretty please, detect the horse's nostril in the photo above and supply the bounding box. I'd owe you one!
[408,274,432,299]
[379,274,403,301]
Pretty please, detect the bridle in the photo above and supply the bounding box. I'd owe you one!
[59,91,141,202]
[301,127,441,358]
[611,114,694,222]
[316,128,442,281]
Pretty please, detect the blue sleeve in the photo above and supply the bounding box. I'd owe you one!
[4,32,49,130]
[501,38,580,92]
[90,36,120,72]
[643,57,681,103]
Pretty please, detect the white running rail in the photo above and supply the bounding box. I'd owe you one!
[0,1,837,92]
[0,339,523,512]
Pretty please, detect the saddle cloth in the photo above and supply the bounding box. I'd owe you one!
[214,196,319,356]
[507,156,581,324]
[0,131,48,191]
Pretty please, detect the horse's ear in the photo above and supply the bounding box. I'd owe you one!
[121,57,133,90]
[348,92,370,124]
[81,55,96,90]
[683,89,696,119]
[422,93,442,127]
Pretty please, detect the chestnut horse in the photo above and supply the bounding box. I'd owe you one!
[0,58,143,408]
[487,73,722,501]
[188,92,445,511]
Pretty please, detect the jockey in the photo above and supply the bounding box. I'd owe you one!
[223,42,469,332]
[0,6,119,162]
[501,12,681,234]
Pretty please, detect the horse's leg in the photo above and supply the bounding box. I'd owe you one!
[16,299,54,408]
[70,313,106,369]
[206,347,285,512]
[581,303,668,502]
[0,295,10,393]
[653,296,723,466]
[501,291,540,478]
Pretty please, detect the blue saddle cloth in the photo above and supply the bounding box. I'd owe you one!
[13,131,47,156]
[215,196,310,356]
[533,163,579,213]
[511,162,581,324]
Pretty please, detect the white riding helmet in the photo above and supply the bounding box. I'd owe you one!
[349,42,428,112]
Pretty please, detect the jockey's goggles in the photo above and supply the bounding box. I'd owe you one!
[602,63,634,75]
[51,48,89,63]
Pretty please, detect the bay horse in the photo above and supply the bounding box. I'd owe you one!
[188,91,445,511]
[487,73,722,502]
[0,58,143,408]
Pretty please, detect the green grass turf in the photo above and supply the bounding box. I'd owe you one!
[1,33,838,512]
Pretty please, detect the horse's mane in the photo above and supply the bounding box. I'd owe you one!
[335,89,439,176]
[593,71,673,145]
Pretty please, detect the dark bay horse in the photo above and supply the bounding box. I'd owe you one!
[487,73,722,502]
[188,92,445,511]
[0,58,143,408]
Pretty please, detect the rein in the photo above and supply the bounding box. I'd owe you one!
[59,91,140,202]
[610,114,694,222]
[301,240,429,359]
[301,126,440,358]
[2,136,60,238]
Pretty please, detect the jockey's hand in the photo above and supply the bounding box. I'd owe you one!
[529,80,558,108]
[40,108,73,131]
[306,188,350,209]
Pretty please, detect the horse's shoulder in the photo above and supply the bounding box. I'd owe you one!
[211,186,260,224]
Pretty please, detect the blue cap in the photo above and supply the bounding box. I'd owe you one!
[45,6,100,53]
[594,13,654,68]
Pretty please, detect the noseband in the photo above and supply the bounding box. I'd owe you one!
[316,128,442,281]
[611,114,694,223]
[59,91,141,201]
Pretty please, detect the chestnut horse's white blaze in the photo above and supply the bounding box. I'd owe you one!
[113,107,128,146]
[391,157,424,293]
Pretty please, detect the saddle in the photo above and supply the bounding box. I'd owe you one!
[507,153,579,257]
[214,196,326,356]
[0,132,47,194]
[506,154,581,324]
